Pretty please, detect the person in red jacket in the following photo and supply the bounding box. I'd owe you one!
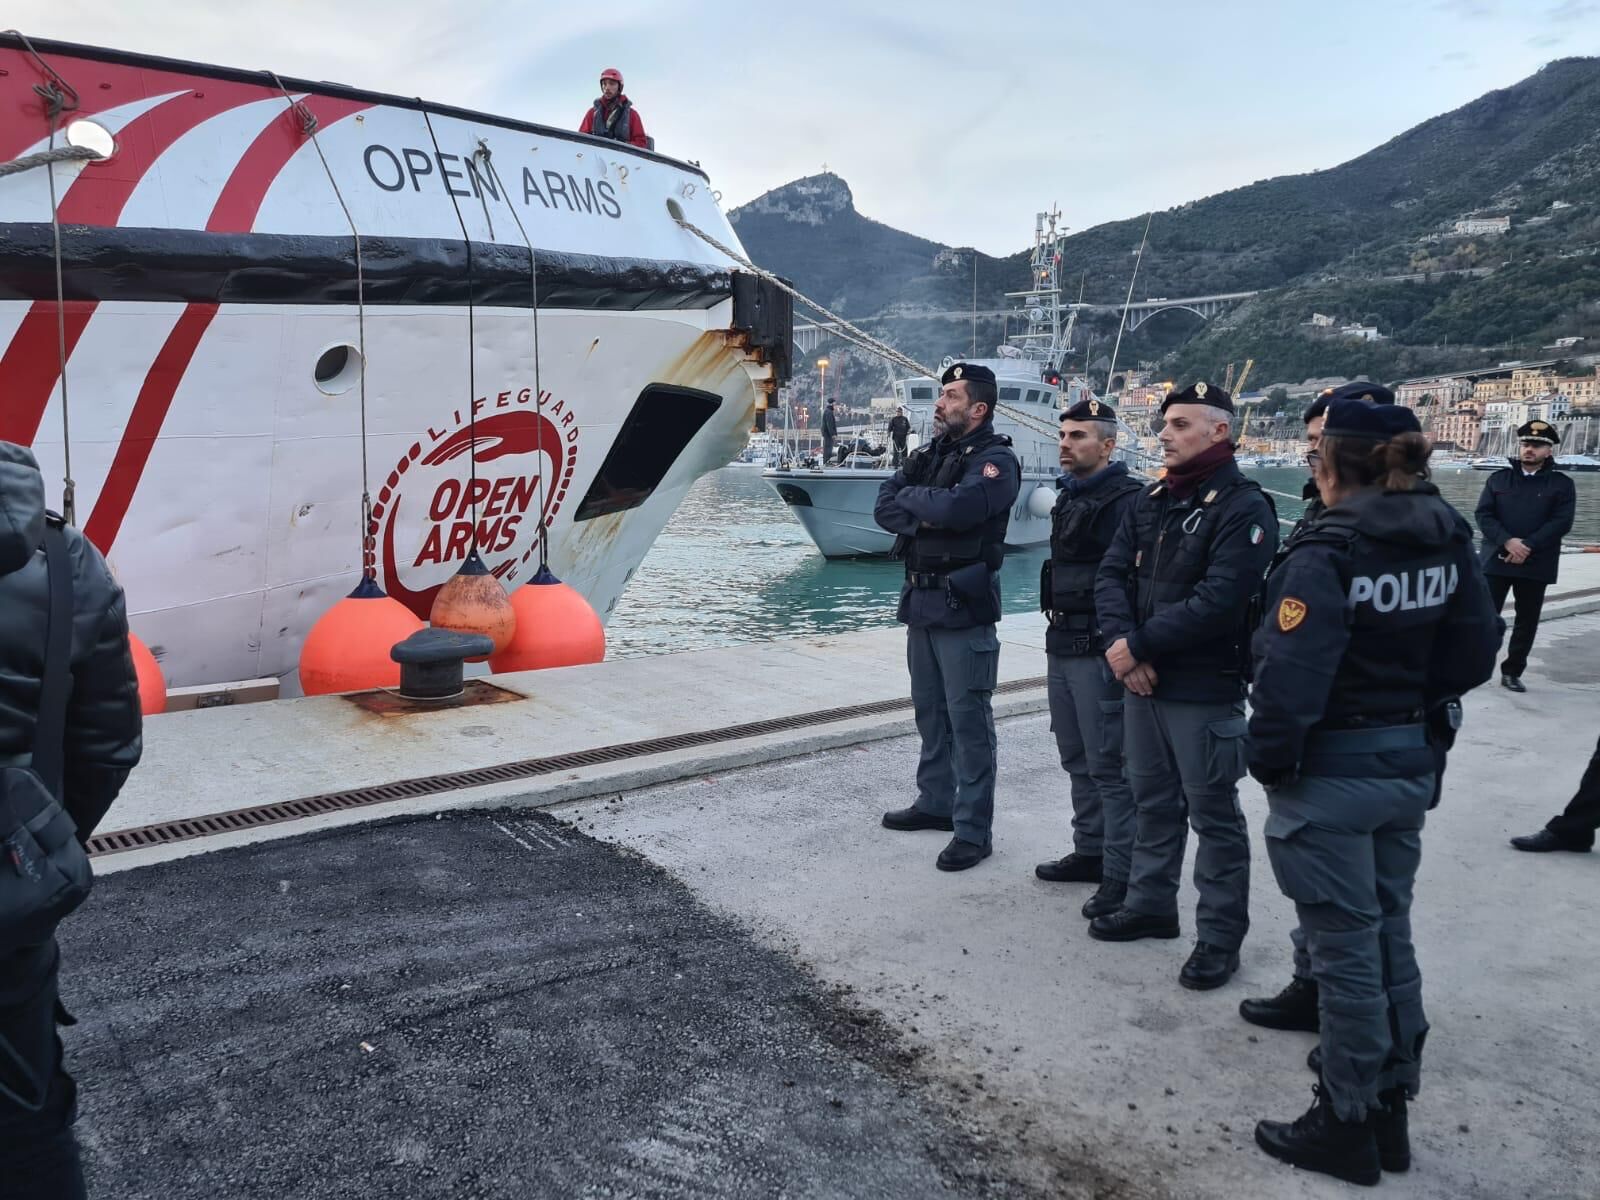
[579,68,650,149]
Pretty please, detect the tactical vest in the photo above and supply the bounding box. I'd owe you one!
[1294,520,1460,726]
[903,429,1015,577]
[1132,473,1270,677]
[1042,474,1143,649]
[590,98,634,142]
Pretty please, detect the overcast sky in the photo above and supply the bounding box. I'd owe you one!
[12,0,1599,256]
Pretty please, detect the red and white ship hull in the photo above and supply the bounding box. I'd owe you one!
[1,36,789,689]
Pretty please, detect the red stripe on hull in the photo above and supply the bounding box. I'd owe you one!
[0,303,92,444]
[82,303,219,552]
[82,94,374,553]
[0,81,266,459]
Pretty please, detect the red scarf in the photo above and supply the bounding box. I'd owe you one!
[1163,440,1235,500]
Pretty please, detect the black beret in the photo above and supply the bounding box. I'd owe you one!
[1323,397,1421,440]
[940,362,997,388]
[1516,419,1561,445]
[1160,380,1232,414]
[1060,396,1118,424]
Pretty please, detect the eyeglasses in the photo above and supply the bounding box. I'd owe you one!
[1305,449,1322,468]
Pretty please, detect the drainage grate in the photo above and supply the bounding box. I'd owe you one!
[87,675,1049,857]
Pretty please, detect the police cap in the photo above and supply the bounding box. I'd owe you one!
[1516,419,1560,445]
[1323,381,1396,406]
[1060,396,1117,425]
[1322,397,1421,440]
[940,362,997,388]
[1160,380,1232,414]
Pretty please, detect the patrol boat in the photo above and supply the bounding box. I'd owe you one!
[0,33,790,689]
[762,210,1143,558]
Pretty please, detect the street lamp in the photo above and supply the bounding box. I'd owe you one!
[816,357,830,461]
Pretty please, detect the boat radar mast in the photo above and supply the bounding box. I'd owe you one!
[1001,207,1076,377]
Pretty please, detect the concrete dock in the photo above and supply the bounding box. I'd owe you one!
[65,553,1600,1198]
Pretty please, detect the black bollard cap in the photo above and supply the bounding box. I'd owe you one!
[390,628,494,664]
[390,628,494,701]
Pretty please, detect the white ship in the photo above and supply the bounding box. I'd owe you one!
[762,209,1142,558]
[1,34,789,688]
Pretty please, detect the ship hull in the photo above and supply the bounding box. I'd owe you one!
[763,468,1058,558]
[0,35,788,688]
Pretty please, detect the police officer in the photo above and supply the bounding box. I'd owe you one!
[874,363,1021,871]
[1242,381,1396,1034]
[822,400,839,467]
[888,405,912,468]
[1091,382,1277,989]
[1034,398,1143,919]
[1473,418,1577,692]
[1247,399,1499,1186]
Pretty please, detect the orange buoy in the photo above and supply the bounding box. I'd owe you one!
[300,576,425,696]
[128,632,167,715]
[489,565,606,673]
[429,550,515,658]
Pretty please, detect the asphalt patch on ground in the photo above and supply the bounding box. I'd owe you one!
[58,810,1037,1199]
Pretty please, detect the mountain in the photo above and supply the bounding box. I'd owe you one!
[731,57,1600,391]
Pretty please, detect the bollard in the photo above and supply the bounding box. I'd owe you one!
[389,628,494,701]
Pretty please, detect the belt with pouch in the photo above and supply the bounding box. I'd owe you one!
[1046,610,1099,655]
[907,571,949,589]
[1320,709,1423,731]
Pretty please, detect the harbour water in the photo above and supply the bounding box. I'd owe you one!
[605,465,1600,658]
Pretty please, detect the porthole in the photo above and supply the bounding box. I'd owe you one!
[313,343,363,396]
[65,118,115,160]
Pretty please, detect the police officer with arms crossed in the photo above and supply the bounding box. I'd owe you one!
[1091,382,1277,989]
[1473,418,1576,693]
[1241,381,1398,1035]
[1034,398,1143,918]
[875,363,1021,871]
[1247,398,1498,1186]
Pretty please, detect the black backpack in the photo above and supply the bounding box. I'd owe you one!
[1,515,93,957]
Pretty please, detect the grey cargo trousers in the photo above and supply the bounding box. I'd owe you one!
[1046,652,1133,881]
[1121,694,1252,951]
[1265,725,1433,1123]
[908,624,1001,847]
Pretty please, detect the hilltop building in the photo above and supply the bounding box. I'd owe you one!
[1452,215,1511,236]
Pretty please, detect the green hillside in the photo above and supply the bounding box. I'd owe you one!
[731,56,1600,395]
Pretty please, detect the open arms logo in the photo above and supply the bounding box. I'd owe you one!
[371,387,581,618]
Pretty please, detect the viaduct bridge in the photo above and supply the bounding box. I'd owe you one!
[792,291,1259,355]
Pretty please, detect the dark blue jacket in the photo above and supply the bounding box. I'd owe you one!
[874,421,1021,629]
[1095,458,1278,702]
[1474,459,1576,585]
[1249,484,1499,776]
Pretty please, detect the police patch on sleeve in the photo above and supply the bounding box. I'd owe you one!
[982,462,999,479]
[1249,524,1264,545]
[1277,597,1308,633]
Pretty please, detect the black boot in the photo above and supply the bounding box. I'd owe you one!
[1501,674,1527,693]
[1374,1088,1411,1173]
[1081,877,1127,920]
[1255,1085,1381,1187]
[1179,942,1240,990]
[881,805,954,832]
[1307,1044,1321,1074]
[936,837,992,872]
[1239,976,1320,1031]
[1087,907,1180,942]
[1034,852,1102,883]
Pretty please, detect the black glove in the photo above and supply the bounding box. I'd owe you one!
[1249,761,1299,791]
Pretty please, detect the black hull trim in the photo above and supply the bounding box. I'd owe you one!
[0,224,733,311]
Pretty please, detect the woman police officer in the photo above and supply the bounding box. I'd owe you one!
[1244,397,1499,1186]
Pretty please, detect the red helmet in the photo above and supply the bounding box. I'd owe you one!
[599,68,623,85]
